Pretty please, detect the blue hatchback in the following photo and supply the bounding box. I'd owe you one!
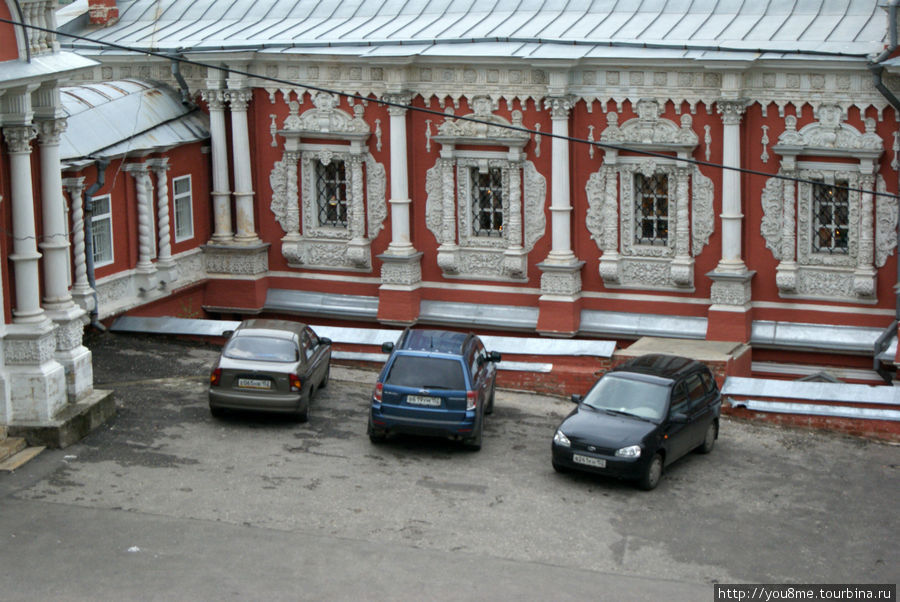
[367,329,501,450]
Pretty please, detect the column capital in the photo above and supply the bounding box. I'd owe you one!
[226,89,253,110]
[544,95,575,120]
[63,176,86,194]
[35,118,67,144]
[146,157,170,171]
[123,161,151,175]
[3,125,37,153]
[384,93,412,116]
[717,99,749,125]
[201,88,228,110]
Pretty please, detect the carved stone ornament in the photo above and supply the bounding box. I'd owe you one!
[424,96,542,281]
[269,94,385,272]
[587,101,705,290]
[425,160,545,281]
[763,105,885,302]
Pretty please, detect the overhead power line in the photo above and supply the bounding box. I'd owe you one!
[1,15,898,200]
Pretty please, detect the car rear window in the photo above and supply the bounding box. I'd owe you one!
[224,336,297,362]
[385,356,466,390]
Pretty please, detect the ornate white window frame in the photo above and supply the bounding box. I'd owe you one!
[762,104,894,302]
[269,93,386,271]
[586,99,714,291]
[425,96,546,281]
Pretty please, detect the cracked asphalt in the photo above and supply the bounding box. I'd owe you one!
[0,331,897,600]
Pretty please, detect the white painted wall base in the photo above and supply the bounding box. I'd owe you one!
[7,361,67,423]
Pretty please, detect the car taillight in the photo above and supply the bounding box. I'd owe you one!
[466,390,477,411]
[289,374,302,392]
[373,382,383,403]
[209,368,221,386]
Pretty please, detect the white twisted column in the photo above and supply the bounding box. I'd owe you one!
[37,117,74,309]
[124,163,156,273]
[148,158,174,268]
[63,177,94,301]
[4,124,45,322]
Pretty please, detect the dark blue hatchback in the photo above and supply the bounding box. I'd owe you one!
[367,329,501,450]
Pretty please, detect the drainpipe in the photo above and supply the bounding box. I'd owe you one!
[83,158,110,332]
[170,54,193,107]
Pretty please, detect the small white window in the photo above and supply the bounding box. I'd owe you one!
[173,175,194,242]
[91,194,114,266]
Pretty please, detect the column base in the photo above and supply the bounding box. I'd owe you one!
[537,296,583,337]
[45,305,93,402]
[203,242,270,275]
[3,321,67,423]
[706,269,755,343]
[377,252,423,325]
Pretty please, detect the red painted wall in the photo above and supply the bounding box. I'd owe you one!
[0,5,19,62]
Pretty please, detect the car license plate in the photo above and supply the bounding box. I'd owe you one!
[573,454,606,468]
[406,395,441,407]
[237,378,271,389]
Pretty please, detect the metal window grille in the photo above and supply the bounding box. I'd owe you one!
[315,160,348,227]
[634,173,669,245]
[471,167,503,237]
[812,180,849,254]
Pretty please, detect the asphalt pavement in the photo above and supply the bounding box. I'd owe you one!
[0,331,897,601]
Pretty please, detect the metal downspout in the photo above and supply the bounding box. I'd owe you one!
[84,158,110,332]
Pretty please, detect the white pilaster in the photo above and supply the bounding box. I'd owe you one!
[715,99,749,274]
[227,86,258,243]
[386,98,415,256]
[201,85,233,243]
[4,124,45,323]
[36,117,72,310]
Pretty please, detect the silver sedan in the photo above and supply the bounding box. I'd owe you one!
[208,319,332,421]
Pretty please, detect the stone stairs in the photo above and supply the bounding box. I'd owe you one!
[0,425,44,471]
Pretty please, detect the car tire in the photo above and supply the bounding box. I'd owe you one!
[552,460,569,474]
[638,453,663,491]
[210,406,226,419]
[294,398,309,423]
[463,424,483,451]
[485,386,495,415]
[367,418,386,444]
[698,420,718,454]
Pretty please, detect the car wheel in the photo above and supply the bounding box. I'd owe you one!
[294,398,309,423]
[485,386,495,415]
[698,420,718,454]
[210,406,226,419]
[638,453,663,491]
[552,460,569,474]
[463,424,483,451]
[367,418,386,444]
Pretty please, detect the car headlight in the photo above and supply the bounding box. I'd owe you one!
[615,445,641,458]
[553,430,571,447]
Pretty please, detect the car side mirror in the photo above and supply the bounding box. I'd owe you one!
[488,351,501,363]
[571,394,583,404]
[222,330,234,338]
[319,337,332,346]
[381,342,394,353]
[669,412,688,424]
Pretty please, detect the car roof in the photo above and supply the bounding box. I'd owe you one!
[611,354,704,381]
[234,319,307,340]
[399,329,469,355]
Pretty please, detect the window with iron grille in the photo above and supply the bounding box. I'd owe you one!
[812,179,849,254]
[634,173,669,245]
[470,167,503,237]
[315,160,348,228]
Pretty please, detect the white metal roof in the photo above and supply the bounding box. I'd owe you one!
[59,0,890,62]
[59,79,209,167]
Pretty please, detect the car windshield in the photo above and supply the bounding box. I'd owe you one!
[582,373,669,421]
[385,356,466,390]
[224,336,297,363]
